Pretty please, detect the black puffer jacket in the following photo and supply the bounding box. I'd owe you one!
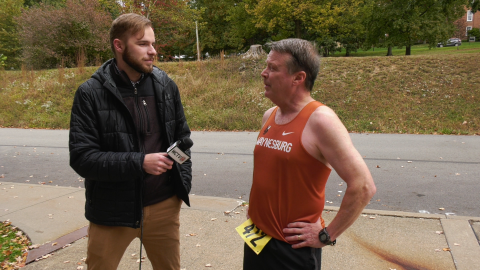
[69,59,192,228]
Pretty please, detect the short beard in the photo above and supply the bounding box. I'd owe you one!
[123,45,153,74]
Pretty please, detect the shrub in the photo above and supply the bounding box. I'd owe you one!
[16,0,112,69]
[468,28,480,41]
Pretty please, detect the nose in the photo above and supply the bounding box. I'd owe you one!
[261,68,268,79]
[148,45,156,56]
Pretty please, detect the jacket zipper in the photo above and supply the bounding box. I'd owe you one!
[142,100,151,134]
[134,87,146,153]
[134,87,144,228]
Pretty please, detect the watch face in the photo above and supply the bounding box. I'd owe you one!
[320,234,328,242]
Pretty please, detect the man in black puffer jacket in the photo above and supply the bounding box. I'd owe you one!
[69,13,192,270]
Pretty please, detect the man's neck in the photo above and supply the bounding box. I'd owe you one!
[277,90,314,115]
[115,57,142,82]
[275,93,314,125]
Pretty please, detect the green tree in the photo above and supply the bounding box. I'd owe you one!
[363,0,468,56]
[98,0,122,19]
[0,54,7,67]
[226,0,270,51]
[247,0,319,40]
[0,0,23,69]
[309,0,368,56]
[120,0,199,59]
[244,0,369,57]
[23,0,66,7]
[468,0,479,12]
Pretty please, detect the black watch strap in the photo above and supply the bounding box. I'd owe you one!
[318,227,336,246]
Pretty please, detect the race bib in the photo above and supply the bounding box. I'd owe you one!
[235,219,272,255]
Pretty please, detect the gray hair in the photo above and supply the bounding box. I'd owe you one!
[266,38,320,91]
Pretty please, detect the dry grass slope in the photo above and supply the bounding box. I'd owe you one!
[0,53,478,135]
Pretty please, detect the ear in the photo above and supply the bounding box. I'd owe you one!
[292,71,306,86]
[113,39,125,54]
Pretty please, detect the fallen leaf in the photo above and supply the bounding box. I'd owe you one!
[376,165,380,168]
[443,248,450,251]
[52,242,57,246]
[439,208,445,211]
[64,261,70,263]
[205,264,212,267]
[454,243,460,246]
[435,231,444,235]
[210,218,217,221]
[196,244,201,247]
[369,216,376,219]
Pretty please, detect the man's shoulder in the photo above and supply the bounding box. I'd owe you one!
[261,106,277,126]
[78,60,113,93]
[151,66,172,85]
[77,76,105,94]
[308,105,343,131]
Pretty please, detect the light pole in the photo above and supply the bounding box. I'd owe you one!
[196,20,200,61]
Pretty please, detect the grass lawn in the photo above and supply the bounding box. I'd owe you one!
[332,41,480,57]
[0,220,30,269]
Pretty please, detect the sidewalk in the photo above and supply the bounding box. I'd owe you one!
[1,182,480,270]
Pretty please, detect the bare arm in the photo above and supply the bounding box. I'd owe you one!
[283,106,376,248]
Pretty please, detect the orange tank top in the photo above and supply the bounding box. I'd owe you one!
[249,101,331,243]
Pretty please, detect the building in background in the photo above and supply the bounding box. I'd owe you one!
[457,7,480,38]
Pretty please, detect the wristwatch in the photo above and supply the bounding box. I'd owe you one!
[318,227,336,246]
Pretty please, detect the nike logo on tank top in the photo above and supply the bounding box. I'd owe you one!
[249,101,332,243]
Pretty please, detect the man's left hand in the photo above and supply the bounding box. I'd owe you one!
[283,218,324,249]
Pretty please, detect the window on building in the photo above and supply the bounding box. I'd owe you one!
[467,10,473,21]
[466,26,473,36]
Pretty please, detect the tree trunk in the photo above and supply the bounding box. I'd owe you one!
[295,20,301,39]
[386,46,393,56]
[243,45,266,59]
[406,46,411,55]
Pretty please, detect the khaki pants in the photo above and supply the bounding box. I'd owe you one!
[86,196,182,270]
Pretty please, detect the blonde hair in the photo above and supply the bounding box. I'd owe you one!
[109,13,152,56]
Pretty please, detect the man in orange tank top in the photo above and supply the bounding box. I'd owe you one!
[243,39,376,270]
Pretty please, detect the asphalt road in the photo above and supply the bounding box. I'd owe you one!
[1,128,479,217]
